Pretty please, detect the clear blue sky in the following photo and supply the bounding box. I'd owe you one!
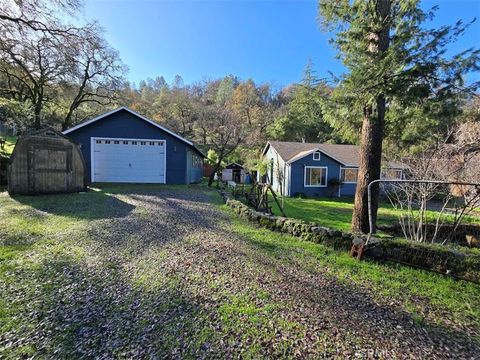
[83,0,480,88]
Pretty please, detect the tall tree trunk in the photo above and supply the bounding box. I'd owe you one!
[34,99,42,129]
[62,112,72,131]
[208,154,224,187]
[351,97,386,233]
[351,0,391,233]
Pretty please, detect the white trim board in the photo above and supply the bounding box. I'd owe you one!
[63,106,194,147]
[287,148,351,166]
[304,166,328,188]
[340,166,359,184]
[338,166,341,198]
[262,142,272,157]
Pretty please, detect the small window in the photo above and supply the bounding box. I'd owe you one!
[382,169,403,180]
[96,140,101,144]
[159,141,164,146]
[192,155,203,168]
[341,168,358,183]
[123,141,128,144]
[313,151,321,161]
[149,142,155,146]
[305,167,327,187]
[132,141,137,145]
[140,141,146,145]
[114,140,119,144]
[105,140,111,144]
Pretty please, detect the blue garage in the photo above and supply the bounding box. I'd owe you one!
[63,107,204,185]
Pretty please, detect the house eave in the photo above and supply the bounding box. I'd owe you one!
[286,148,348,166]
[62,106,195,147]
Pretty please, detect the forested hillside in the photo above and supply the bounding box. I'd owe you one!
[0,0,478,169]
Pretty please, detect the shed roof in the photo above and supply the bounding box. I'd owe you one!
[225,163,244,170]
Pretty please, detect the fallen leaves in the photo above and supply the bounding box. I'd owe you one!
[0,187,478,358]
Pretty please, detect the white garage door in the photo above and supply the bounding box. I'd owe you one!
[92,138,166,183]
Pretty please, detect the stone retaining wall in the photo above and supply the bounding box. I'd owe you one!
[378,223,480,247]
[222,192,480,283]
[225,196,354,250]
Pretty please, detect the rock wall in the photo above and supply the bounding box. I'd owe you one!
[225,196,353,251]
[222,192,480,283]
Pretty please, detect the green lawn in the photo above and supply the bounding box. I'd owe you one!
[269,196,479,232]
[1,136,17,157]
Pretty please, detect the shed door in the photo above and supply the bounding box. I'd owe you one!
[31,146,71,192]
[92,138,166,183]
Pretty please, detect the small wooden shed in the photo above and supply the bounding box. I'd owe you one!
[222,163,246,183]
[8,127,86,195]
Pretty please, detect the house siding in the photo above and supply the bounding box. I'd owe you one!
[289,151,342,198]
[265,146,288,195]
[66,109,196,184]
[188,151,203,183]
[339,183,356,196]
[264,141,404,198]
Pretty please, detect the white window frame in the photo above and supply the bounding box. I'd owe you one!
[340,167,359,184]
[381,168,403,180]
[304,166,328,187]
[312,151,321,161]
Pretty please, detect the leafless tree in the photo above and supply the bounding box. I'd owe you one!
[0,1,126,129]
[61,24,126,130]
[0,0,82,35]
[203,105,245,187]
[383,123,480,244]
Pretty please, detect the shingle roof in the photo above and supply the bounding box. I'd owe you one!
[266,141,407,169]
[266,141,362,166]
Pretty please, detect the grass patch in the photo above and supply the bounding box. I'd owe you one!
[1,136,17,157]
[223,203,480,335]
[268,196,479,232]
[0,184,308,358]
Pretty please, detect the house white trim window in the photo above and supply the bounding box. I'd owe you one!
[340,167,358,183]
[304,166,328,187]
[313,151,321,161]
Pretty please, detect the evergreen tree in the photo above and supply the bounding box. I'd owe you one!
[319,0,479,233]
[272,61,337,143]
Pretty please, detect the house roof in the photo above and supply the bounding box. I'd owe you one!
[265,141,405,168]
[62,106,206,157]
[265,141,361,166]
[225,163,244,170]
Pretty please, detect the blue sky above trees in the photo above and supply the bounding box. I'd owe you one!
[83,0,480,87]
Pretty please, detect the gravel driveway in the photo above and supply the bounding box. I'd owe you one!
[1,185,478,358]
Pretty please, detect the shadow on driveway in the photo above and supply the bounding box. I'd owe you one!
[11,188,135,220]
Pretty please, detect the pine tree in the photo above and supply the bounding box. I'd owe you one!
[319,0,479,233]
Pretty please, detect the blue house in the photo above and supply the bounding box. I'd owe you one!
[263,141,404,197]
[63,107,204,184]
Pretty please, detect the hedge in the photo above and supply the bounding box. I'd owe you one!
[222,193,480,283]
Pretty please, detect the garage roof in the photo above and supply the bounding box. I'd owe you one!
[63,106,206,158]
